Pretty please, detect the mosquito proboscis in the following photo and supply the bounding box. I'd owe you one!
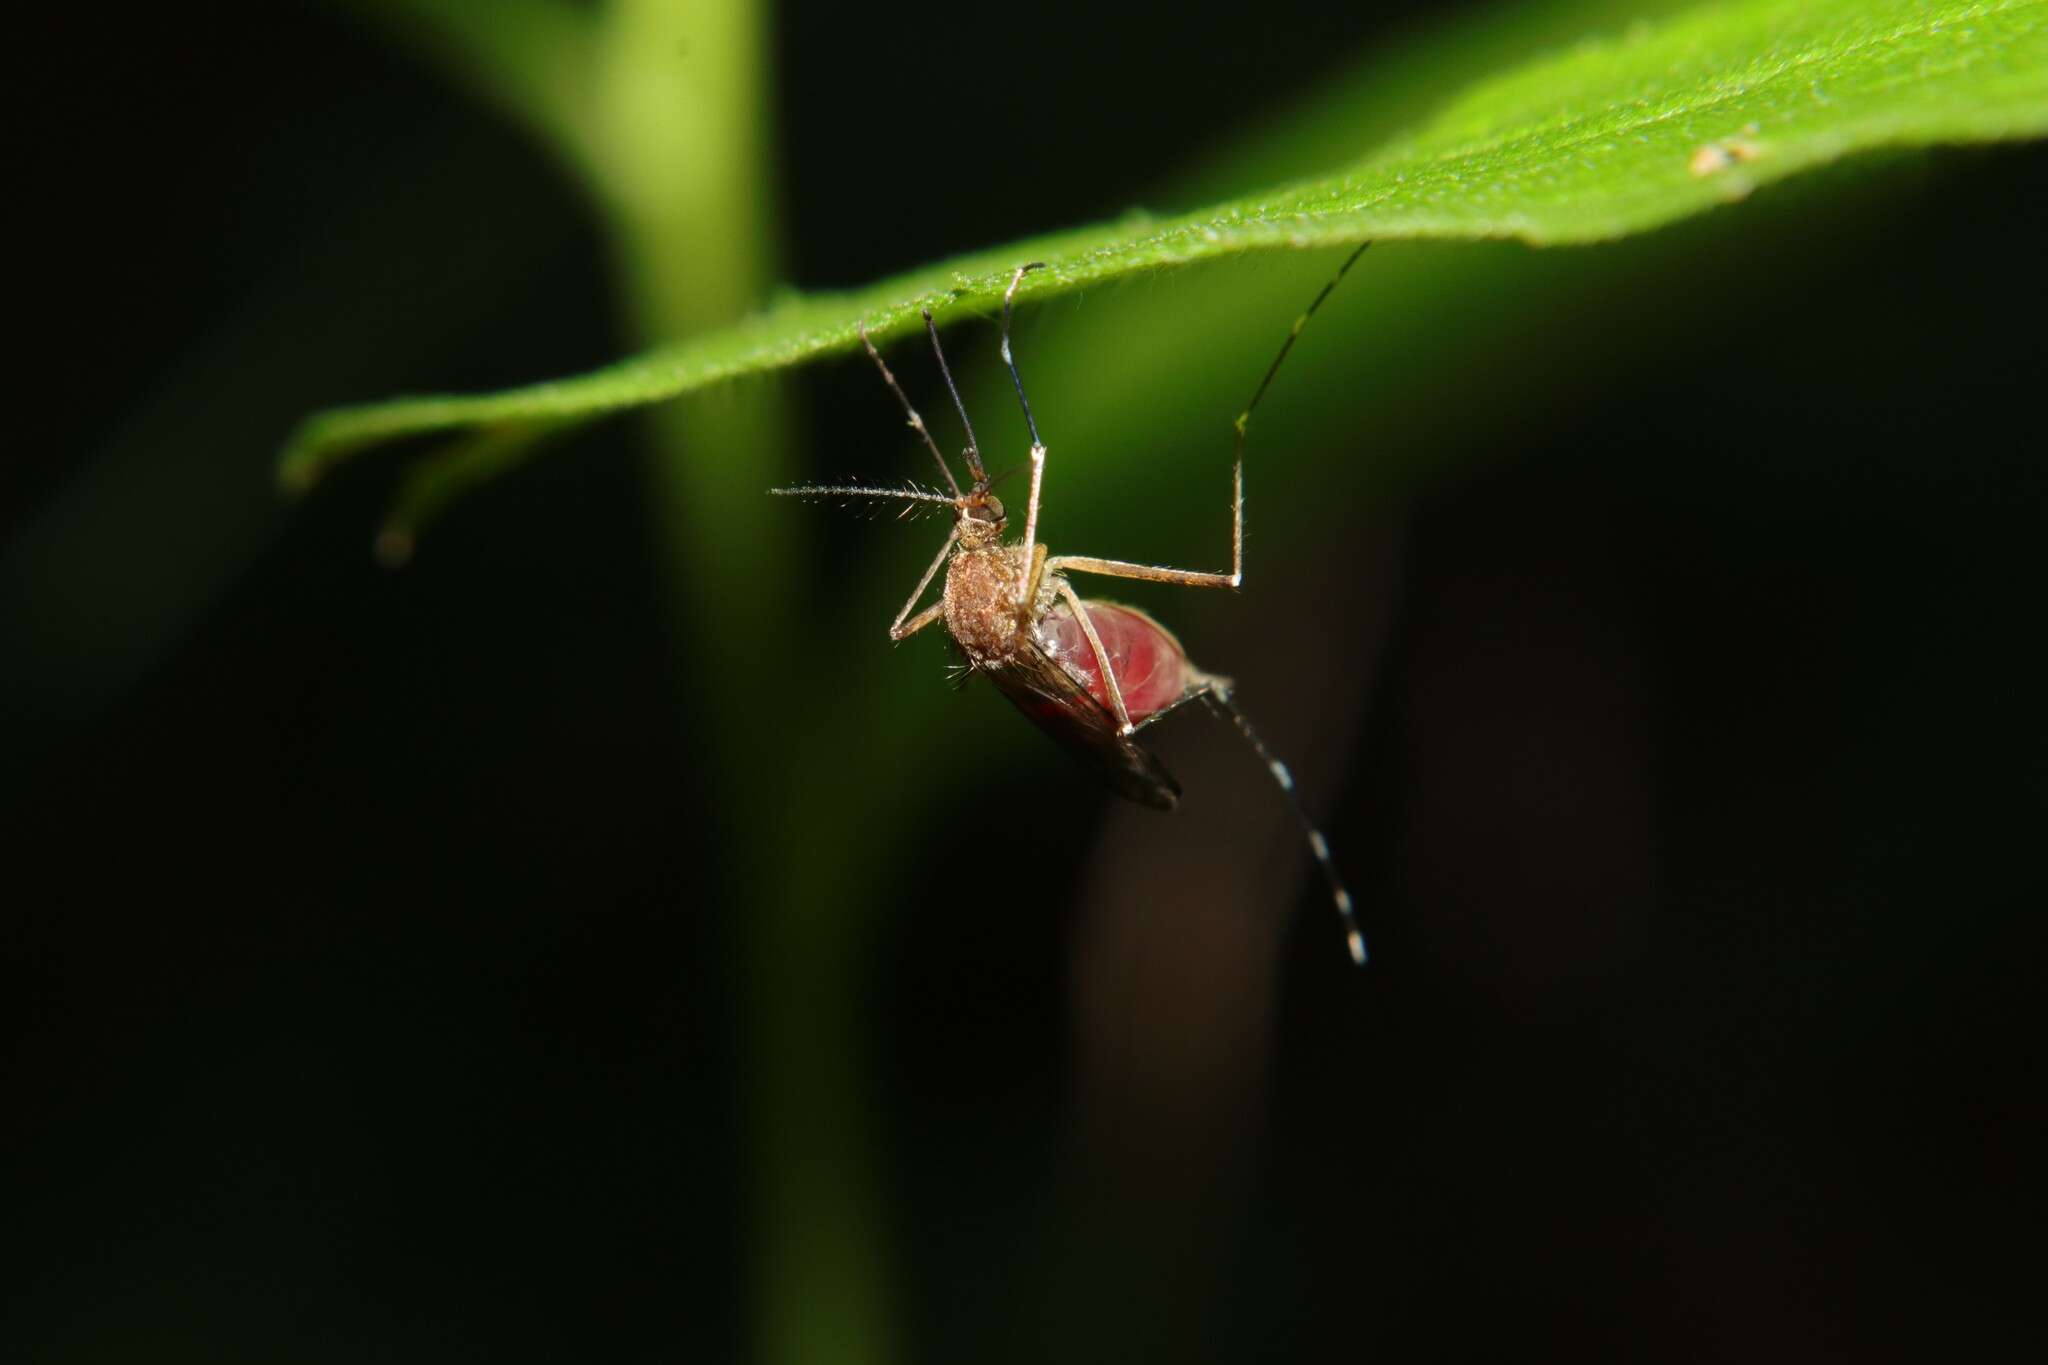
[772,244,1373,964]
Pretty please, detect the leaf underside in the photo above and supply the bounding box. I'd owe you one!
[280,0,2048,495]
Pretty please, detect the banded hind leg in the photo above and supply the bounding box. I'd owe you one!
[1138,674,1366,966]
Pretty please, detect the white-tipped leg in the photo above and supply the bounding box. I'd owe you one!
[1196,680,1366,967]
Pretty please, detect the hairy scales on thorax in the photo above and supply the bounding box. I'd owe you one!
[943,544,1049,665]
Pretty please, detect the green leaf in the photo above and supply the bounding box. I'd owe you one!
[280,0,2048,498]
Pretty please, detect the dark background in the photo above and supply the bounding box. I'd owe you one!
[4,2,2044,1362]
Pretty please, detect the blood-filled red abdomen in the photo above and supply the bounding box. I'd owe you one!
[1035,600,1190,722]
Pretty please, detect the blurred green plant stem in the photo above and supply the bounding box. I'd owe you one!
[338,2,889,1362]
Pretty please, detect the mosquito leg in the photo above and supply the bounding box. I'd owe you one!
[890,523,959,640]
[1056,580,1133,733]
[1045,555,1237,591]
[1001,264,1049,610]
[859,321,962,499]
[1225,240,1373,587]
[1238,242,1373,436]
[1194,676,1367,967]
[999,263,1046,450]
[1129,679,1226,734]
[893,601,946,642]
[924,309,988,488]
[1015,444,1048,617]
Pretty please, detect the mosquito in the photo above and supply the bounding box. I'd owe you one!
[773,244,1372,965]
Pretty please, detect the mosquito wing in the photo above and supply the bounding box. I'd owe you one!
[983,638,1182,810]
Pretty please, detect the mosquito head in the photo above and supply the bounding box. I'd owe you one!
[956,488,1006,544]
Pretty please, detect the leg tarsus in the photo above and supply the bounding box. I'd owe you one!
[860,322,964,499]
[1000,264,1047,450]
[923,308,989,487]
[1197,680,1368,967]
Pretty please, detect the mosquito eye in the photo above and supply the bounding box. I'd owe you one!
[978,494,1005,523]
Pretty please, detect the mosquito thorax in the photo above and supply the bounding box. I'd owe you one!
[942,543,1035,664]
